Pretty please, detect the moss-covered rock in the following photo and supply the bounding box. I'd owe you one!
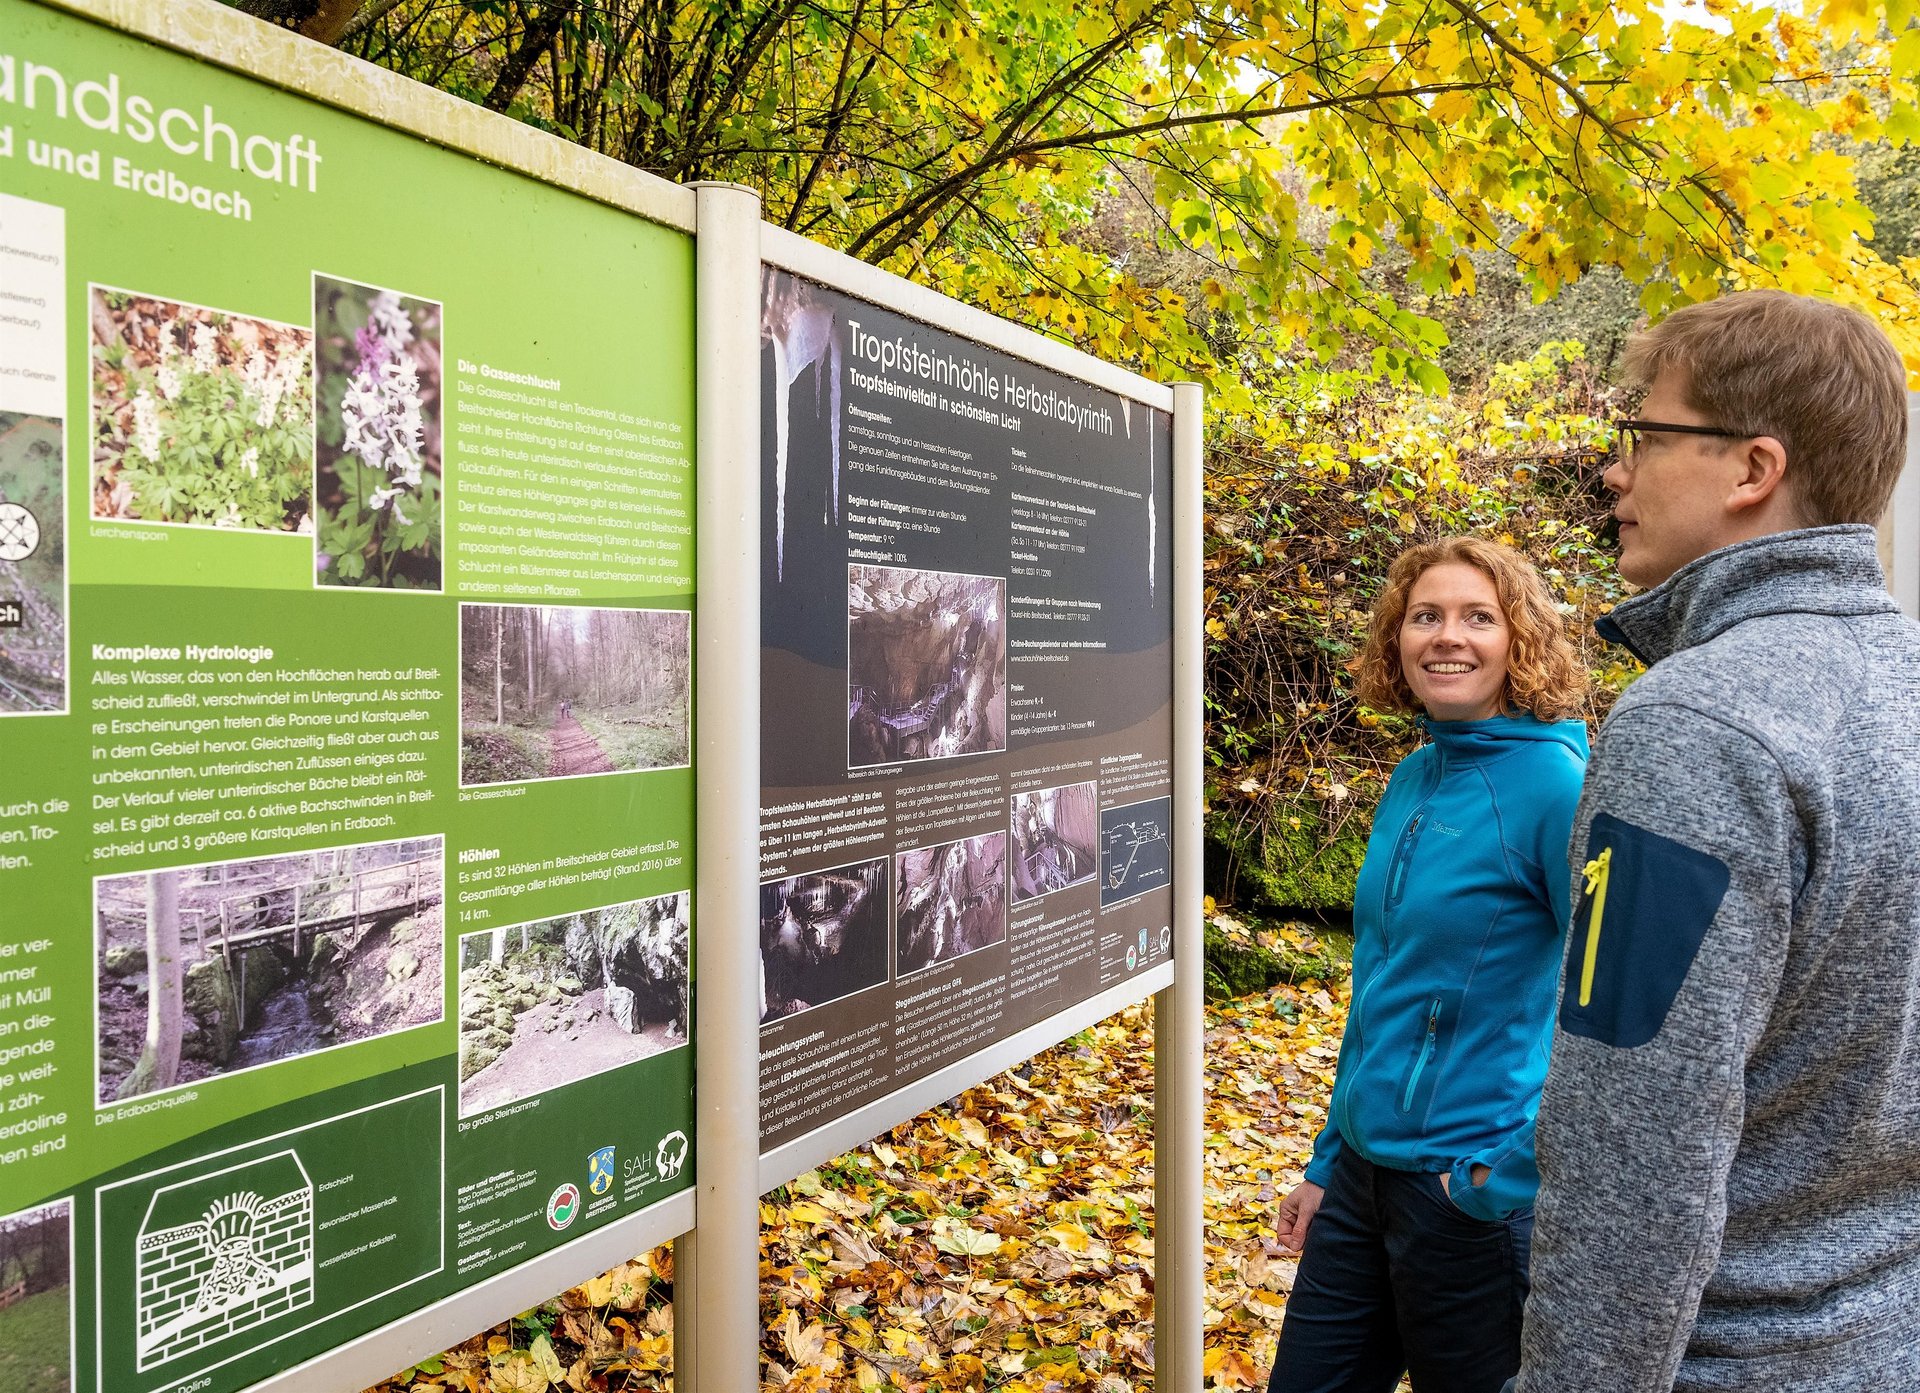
[1206,799,1370,913]
[459,1024,514,1080]
[182,958,239,1063]
[104,945,147,976]
[237,946,288,1019]
[1202,916,1350,1002]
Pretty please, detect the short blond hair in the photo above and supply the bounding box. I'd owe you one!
[1354,536,1587,722]
[1622,290,1909,526]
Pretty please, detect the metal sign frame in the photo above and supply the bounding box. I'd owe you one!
[689,194,1204,1391]
[17,3,700,1391]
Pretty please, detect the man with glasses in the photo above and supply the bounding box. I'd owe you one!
[1501,290,1920,1392]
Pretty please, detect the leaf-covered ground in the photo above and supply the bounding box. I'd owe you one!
[364,924,1348,1393]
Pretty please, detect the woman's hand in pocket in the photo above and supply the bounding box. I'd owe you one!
[1276,1181,1325,1252]
[1439,1164,1493,1197]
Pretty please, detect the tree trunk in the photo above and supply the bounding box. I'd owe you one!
[298,0,367,45]
[494,606,504,725]
[525,605,536,720]
[490,927,506,964]
[483,3,569,114]
[119,870,183,1100]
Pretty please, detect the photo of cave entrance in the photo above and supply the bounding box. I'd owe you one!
[456,890,690,1117]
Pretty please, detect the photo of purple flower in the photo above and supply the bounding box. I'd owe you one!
[312,274,443,591]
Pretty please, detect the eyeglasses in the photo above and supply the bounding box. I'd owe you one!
[1612,418,1757,471]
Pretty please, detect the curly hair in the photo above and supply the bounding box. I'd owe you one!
[1353,536,1588,722]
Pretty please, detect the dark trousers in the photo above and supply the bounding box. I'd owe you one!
[1267,1150,1531,1393]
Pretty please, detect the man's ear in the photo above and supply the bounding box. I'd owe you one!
[1726,435,1791,518]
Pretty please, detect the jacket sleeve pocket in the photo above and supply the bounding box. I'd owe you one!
[1558,812,1730,1049]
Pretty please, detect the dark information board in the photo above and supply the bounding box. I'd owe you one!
[758,270,1174,1154]
[0,6,695,1390]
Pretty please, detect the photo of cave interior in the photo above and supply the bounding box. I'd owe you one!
[760,859,890,1022]
[1009,781,1099,903]
[848,565,1006,768]
[895,831,1007,977]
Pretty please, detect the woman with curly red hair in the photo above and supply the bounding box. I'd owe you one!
[1267,536,1590,1393]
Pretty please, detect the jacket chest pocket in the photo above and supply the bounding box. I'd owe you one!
[1396,987,1464,1120]
[1559,813,1730,1049]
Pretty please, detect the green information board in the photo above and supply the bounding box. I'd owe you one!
[0,5,696,1389]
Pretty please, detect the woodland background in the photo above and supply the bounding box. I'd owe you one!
[208,0,1920,1386]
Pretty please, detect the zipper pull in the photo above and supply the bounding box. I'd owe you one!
[1426,999,1441,1034]
[1582,846,1612,895]
[1578,847,1614,1007]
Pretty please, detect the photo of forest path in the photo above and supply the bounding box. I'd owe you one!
[849,566,1006,769]
[0,1201,71,1393]
[459,603,691,786]
[96,837,444,1103]
[0,413,65,715]
[458,892,689,1117]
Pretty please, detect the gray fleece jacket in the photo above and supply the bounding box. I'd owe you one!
[1515,526,1920,1393]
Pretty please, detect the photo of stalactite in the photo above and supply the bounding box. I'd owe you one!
[895,832,1006,977]
[760,859,889,1023]
[760,269,841,584]
[1009,781,1099,904]
[848,566,1005,769]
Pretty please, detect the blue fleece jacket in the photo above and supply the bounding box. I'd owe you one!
[1303,712,1587,1220]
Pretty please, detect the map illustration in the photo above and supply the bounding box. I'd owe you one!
[1099,796,1172,908]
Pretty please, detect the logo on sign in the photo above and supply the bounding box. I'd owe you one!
[0,502,38,563]
[1126,945,1138,971]
[1159,926,1171,952]
[546,1183,581,1230]
[655,1131,689,1180]
[587,1146,616,1197]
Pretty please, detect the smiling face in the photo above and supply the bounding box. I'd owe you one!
[1398,562,1512,722]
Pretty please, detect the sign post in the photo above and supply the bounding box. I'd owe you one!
[1,6,1209,1389]
[1155,380,1207,1391]
[686,179,765,1393]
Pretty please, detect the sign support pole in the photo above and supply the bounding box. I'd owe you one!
[1156,381,1206,1391]
[1884,391,1919,618]
[687,181,764,1393]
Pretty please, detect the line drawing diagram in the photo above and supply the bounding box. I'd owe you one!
[135,1151,315,1372]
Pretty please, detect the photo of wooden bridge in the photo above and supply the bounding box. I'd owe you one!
[191,853,439,1032]
[96,836,445,1103]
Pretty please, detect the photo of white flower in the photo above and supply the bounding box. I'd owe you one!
[88,288,314,531]
[312,274,443,591]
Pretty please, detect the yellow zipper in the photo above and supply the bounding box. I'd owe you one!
[1578,846,1613,1007]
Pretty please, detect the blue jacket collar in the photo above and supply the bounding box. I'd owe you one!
[1418,711,1590,762]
